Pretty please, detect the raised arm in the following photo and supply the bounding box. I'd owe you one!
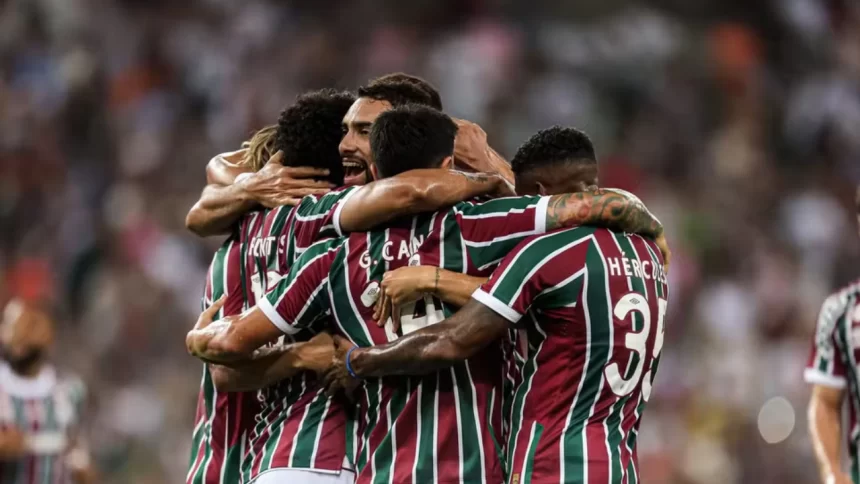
[809,385,851,484]
[338,169,513,233]
[186,150,335,237]
[186,150,255,236]
[323,299,509,393]
[453,119,514,184]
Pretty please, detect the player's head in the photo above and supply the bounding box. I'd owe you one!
[275,89,356,187]
[0,299,53,374]
[340,79,434,186]
[511,126,598,196]
[240,125,278,172]
[369,104,457,179]
[367,73,443,110]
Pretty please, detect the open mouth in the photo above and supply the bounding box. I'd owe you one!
[342,158,368,186]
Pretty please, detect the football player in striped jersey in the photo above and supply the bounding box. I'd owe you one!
[0,300,94,484]
[806,185,860,484]
[186,107,666,483]
[318,126,669,484]
[190,83,514,484]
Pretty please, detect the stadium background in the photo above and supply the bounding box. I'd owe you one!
[1,0,859,482]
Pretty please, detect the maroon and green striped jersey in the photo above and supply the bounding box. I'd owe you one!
[473,227,668,484]
[804,279,860,483]
[188,227,262,484]
[0,363,86,484]
[240,187,357,482]
[259,195,551,484]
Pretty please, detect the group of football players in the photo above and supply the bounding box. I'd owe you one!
[182,73,670,484]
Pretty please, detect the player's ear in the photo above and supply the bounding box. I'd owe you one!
[536,181,548,196]
[369,163,379,181]
[440,155,454,170]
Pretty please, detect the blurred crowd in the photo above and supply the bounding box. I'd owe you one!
[0,0,859,482]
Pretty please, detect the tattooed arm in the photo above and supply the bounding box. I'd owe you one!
[545,188,662,237]
[338,169,514,233]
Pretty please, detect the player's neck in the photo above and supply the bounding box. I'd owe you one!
[10,358,46,378]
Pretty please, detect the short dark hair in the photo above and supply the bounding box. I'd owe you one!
[275,89,356,186]
[368,73,443,110]
[510,126,597,176]
[357,79,434,108]
[370,104,458,179]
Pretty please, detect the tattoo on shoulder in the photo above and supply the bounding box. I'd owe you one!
[454,171,494,184]
[546,189,662,237]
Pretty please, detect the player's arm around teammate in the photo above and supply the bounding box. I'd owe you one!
[337,169,513,233]
[186,295,333,372]
[185,144,335,236]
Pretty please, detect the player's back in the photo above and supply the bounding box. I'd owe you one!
[188,219,264,484]
[262,195,551,484]
[240,188,357,481]
[479,226,668,484]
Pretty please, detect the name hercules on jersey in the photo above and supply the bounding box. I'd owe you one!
[606,256,667,284]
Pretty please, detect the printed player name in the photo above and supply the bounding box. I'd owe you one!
[606,256,666,284]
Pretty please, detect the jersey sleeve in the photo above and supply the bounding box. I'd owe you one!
[471,229,590,323]
[292,187,359,244]
[257,238,342,335]
[454,196,551,271]
[804,293,849,388]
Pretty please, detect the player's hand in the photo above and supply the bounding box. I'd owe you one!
[321,336,361,399]
[655,233,671,274]
[452,119,490,172]
[373,266,435,332]
[194,295,226,332]
[296,332,335,373]
[187,295,227,357]
[491,174,516,198]
[239,151,335,208]
[0,427,27,458]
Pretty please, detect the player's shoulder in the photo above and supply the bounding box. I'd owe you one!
[295,186,358,215]
[453,195,546,214]
[820,279,860,313]
[301,236,347,259]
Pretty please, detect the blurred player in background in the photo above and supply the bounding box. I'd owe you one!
[0,300,94,484]
[806,185,860,484]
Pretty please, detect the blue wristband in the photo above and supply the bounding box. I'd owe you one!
[345,346,360,379]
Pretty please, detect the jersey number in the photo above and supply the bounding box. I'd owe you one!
[398,295,445,336]
[603,294,667,401]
